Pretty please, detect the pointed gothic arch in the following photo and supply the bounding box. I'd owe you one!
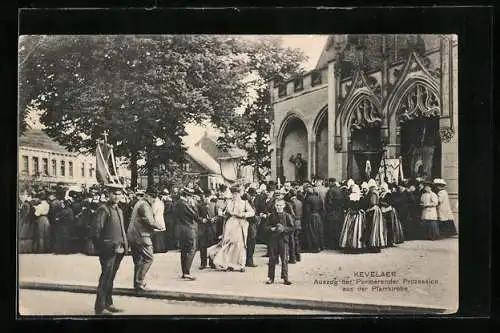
[385,53,443,182]
[336,69,383,140]
[276,111,308,148]
[276,111,309,182]
[385,52,441,124]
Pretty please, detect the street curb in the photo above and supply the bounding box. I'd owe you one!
[19,281,447,314]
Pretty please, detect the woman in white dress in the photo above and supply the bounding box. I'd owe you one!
[208,185,255,272]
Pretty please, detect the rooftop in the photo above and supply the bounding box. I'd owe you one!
[19,129,71,154]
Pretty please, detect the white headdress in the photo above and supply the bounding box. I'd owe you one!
[347,179,355,188]
[349,184,361,201]
[367,179,377,189]
[433,178,446,186]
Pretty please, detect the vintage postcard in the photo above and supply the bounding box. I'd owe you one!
[17,34,458,316]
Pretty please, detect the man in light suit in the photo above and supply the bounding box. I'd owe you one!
[127,186,164,292]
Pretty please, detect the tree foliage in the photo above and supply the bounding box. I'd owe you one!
[19,35,249,186]
[217,37,307,181]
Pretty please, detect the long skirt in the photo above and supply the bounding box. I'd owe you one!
[339,210,366,250]
[208,217,248,270]
[363,206,387,249]
[19,218,35,253]
[32,216,51,253]
[422,219,440,240]
[383,208,405,246]
[324,213,343,250]
[52,224,72,254]
[303,213,323,252]
[153,231,168,253]
[438,220,457,238]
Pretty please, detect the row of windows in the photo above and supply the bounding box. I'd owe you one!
[277,70,323,98]
[21,156,94,178]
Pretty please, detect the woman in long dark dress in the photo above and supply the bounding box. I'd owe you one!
[362,180,386,252]
[339,185,366,252]
[301,187,323,253]
[379,183,404,247]
[19,194,34,253]
[53,198,75,254]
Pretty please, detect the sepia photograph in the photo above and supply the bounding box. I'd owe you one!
[17,34,459,316]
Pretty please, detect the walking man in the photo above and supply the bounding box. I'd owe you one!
[127,187,164,292]
[198,191,217,270]
[93,184,128,315]
[174,187,200,280]
[264,199,294,285]
[245,187,259,267]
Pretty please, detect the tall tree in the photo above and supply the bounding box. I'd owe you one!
[217,37,307,181]
[19,35,249,187]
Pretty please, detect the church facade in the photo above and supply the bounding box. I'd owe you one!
[270,35,458,220]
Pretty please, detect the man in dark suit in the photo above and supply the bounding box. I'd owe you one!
[198,190,217,270]
[286,189,302,263]
[245,187,259,267]
[174,187,200,280]
[127,187,164,292]
[92,184,128,315]
[264,199,294,285]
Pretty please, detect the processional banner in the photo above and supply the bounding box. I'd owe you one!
[376,158,404,184]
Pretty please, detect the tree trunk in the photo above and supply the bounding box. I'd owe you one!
[130,148,138,189]
[146,145,154,188]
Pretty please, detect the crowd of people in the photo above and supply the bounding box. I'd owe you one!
[18,176,457,315]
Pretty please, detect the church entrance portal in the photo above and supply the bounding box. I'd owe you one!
[400,117,441,181]
[347,126,383,182]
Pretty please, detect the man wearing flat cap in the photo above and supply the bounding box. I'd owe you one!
[127,186,164,292]
[92,183,127,315]
[173,187,200,280]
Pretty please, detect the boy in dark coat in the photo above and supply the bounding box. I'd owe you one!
[264,199,294,285]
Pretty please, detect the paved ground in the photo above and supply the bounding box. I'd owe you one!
[19,290,337,316]
[18,238,458,313]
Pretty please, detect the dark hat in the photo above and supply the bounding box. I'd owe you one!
[229,185,241,193]
[218,184,227,191]
[328,178,337,183]
[247,187,257,196]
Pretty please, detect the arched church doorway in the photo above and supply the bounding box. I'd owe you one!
[395,82,442,181]
[280,117,308,182]
[348,125,383,182]
[400,117,441,181]
[344,96,383,182]
[315,112,328,180]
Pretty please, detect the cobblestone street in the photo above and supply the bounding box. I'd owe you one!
[19,238,458,313]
